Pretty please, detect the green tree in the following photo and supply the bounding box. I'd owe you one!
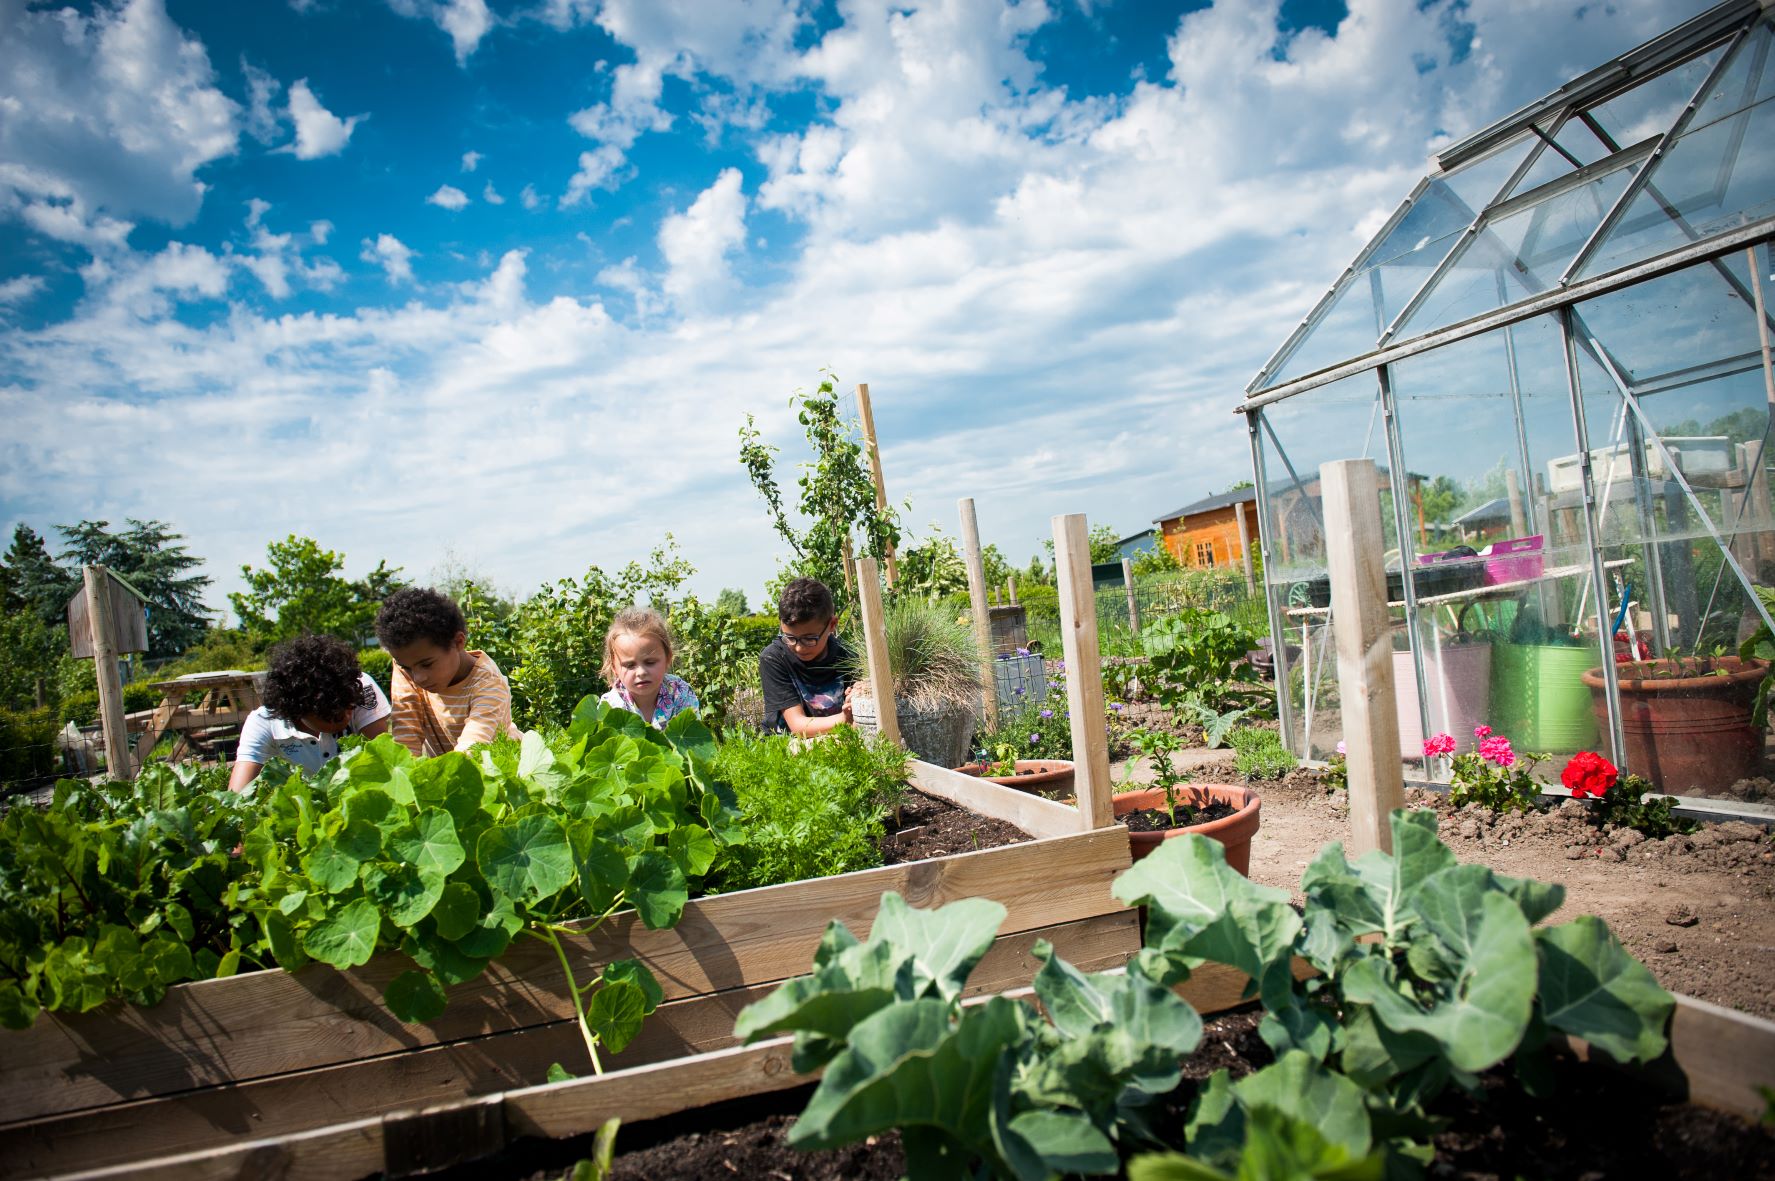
[3,525,78,629]
[896,526,969,602]
[1224,479,1254,492]
[232,536,395,646]
[714,588,750,616]
[57,520,213,657]
[738,372,901,618]
[1042,523,1123,568]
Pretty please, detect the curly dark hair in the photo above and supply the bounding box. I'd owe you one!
[777,577,835,626]
[375,587,467,651]
[261,635,372,723]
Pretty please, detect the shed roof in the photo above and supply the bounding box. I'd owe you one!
[1154,486,1256,525]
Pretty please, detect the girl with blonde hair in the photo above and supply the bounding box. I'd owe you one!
[599,607,699,728]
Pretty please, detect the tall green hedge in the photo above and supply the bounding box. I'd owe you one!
[0,707,60,786]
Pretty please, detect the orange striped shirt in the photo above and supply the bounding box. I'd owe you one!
[389,649,520,757]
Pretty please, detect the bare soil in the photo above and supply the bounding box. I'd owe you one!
[878,789,1030,864]
[1121,799,1238,834]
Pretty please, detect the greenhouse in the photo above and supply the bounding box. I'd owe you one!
[1244,0,1775,809]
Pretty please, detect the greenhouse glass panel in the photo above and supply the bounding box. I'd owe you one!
[1256,371,1403,760]
[1393,158,1640,339]
[1388,315,1607,776]
[1258,135,1536,390]
[1585,43,1727,147]
[1567,249,1775,799]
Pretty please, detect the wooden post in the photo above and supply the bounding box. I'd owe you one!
[1320,461,1404,856]
[83,566,134,781]
[841,534,856,600]
[854,556,900,747]
[1235,505,1256,594]
[1119,558,1140,636]
[1053,514,1114,833]
[855,383,898,588]
[1007,574,1018,605]
[958,498,1000,732]
[1505,468,1529,538]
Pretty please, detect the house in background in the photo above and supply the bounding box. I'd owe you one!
[1154,487,1259,572]
[1117,528,1158,561]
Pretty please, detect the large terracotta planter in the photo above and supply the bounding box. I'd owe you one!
[1580,656,1768,796]
[953,759,1075,798]
[1112,785,1261,875]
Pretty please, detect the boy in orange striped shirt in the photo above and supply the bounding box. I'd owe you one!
[375,587,520,756]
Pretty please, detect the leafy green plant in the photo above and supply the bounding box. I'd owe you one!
[1738,583,1775,725]
[1322,751,1348,792]
[976,692,1072,762]
[1560,753,1695,839]
[1228,727,1295,782]
[1122,727,1196,825]
[735,892,1203,1179]
[0,762,260,1028]
[1115,813,1673,1176]
[712,726,908,891]
[1176,699,1254,749]
[1140,610,1266,717]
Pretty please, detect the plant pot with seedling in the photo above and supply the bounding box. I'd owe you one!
[1112,727,1261,873]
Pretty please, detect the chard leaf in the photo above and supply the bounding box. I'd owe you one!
[1535,915,1673,1064]
[1342,889,1534,1073]
[1112,835,1301,1010]
[517,731,565,795]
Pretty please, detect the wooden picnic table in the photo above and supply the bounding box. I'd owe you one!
[126,671,265,768]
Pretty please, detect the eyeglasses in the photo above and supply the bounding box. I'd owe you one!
[779,625,829,647]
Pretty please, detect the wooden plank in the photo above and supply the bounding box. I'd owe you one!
[1053,514,1114,833]
[129,695,180,766]
[1120,558,1140,636]
[854,555,900,747]
[1667,994,1775,1119]
[6,912,1137,1177]
[908,759,1086,841]
[1320,460,1405,856]
[958,497,1000,731]
[0,823,1130,1125]
[855,383,898,587]
[82,567,135,781]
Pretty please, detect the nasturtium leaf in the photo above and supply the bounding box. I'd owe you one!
[348,735,417,805]
[408,753,486,828]
[666,824,716,879]
[1535,915,1673,1064]
[602,959,664,1014]
[479,815,574,903]
[143,933,195,985]
[278,890,310,915]
[163,902,195,944]
[388,808,467,877]
[458,898,521,959]
[0,981,40,1030]
[301,898,382,969]
[628,851,687,929]
[546,1062,575,1084]
[430,881,481,941]
[587,979,647,1053]
[601,804,651,847]
[568,822,629,913]
[263,911,309,968]
[302,815,383,893]
[403,927,491,987]
[385,970,448,1024]
[362,862,446,928]
[343,789,399,834]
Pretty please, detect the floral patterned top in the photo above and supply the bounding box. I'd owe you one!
[600,673,699,729]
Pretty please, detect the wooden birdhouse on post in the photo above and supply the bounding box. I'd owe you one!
[67,566,149,780]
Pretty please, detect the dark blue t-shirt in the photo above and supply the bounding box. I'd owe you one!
[758,634,853,731]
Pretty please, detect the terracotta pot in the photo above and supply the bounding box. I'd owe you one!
[1112,785,1262,875]
[1580,656,1767,796]
[952,760,1075,797]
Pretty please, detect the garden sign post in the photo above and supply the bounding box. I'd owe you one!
[1321,460,1404,856]
[854,556,900,747]
[78,565,135,781]
[1053,513,1114,832]
[958,497,1000,732]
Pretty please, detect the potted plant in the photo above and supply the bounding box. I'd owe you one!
[955,690,1076,797]
[954,741,1075,796]
[1580,651,1768,795]
[1112,727,1261,873]
[847,597,984,768]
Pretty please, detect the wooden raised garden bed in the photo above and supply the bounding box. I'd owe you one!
[0,761,1138,1180]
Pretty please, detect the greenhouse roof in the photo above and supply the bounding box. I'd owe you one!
[1244,0,1775,409]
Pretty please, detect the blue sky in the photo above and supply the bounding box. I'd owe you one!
[0,0,1714,615]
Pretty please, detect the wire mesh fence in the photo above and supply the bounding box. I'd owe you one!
[1091,569,1268,651]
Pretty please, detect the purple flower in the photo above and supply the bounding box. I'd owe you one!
[1335,740,1347,755]
[1110,702,1124,712]
[1040,709,1053,719]
[1017,647,1030,657]
[1029,733,1040,743]
[1057,661,1066,672]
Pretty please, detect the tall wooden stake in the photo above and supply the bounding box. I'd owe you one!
[83,566,134,781]
[1120,557,1141,636]
[1053,514,1114,833]
[958,498,1000,731]
[855,383,899,587]
[841,534,857,600]
[1322,460,1405,855]
[854,556,900,747]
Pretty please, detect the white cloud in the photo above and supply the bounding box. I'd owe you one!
[658,168,747,309]
[427,184,471,210]
[236,200,341,298]
[242,60,283,144]
[0,0,238,233]
[360,234,416,284]
[0,276,46,307]
[461,150,482,172]
[285,79,364,160]
[482,181,505,205]
[520,184,543,210]
[310,219,333,245]
[387,0,495,64]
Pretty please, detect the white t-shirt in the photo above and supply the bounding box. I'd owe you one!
[236,673,392,775]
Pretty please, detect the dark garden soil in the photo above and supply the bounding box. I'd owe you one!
[1120,799,1238,834]
[483,1009,1775,1181]
[877,790,1031,865]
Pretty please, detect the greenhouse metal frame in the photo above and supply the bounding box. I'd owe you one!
[1242,0,1775,808]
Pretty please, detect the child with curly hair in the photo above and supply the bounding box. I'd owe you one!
[599,607,699,728]
[376,587,519,757]
[229,634,391,791]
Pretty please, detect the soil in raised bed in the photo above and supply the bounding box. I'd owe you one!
[476,1008,1775,1180]
[877,790,1031,865]
[1120,799,1238,835]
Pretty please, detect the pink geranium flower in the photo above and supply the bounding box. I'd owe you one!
[1423,733,1456,758]
[1478,734,1515,767]
[1473,724,1492,740]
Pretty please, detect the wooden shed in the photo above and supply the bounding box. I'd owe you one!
[1154,488,1259,569]
[66,567,149,657]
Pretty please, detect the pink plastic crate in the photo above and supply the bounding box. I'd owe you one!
[1480,535,1543,586]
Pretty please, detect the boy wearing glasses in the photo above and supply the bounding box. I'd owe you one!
[759,577,856,735]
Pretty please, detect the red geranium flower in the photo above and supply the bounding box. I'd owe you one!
[1561,751,1618,799]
